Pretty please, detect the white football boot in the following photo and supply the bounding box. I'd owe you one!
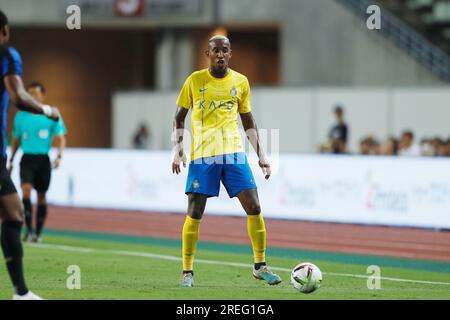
[13,291,44,300]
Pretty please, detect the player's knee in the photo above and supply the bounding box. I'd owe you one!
[22,190,31,198]
[187,194,207,219]
[37,193,47,205]
[246,202,261,215]
[188,210,203,220]
[21,184,32,198]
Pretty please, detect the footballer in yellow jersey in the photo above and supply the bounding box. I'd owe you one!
[172,35,282,287]
[176,67,251,161]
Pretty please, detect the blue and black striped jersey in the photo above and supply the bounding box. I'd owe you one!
[0,45,23,158]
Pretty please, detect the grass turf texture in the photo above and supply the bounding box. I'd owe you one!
[0,229,449,300]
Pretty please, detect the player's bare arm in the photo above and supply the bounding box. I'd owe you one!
[240,111,271,179]
[172,106,189,174]
[52,134,66,169]
[4,74,59,121]
[7,136,20,173]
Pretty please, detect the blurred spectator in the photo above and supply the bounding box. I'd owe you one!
[359,135,379,155]
[430,137,444,156]
[328,105,348,154]
[321,126,448,157]
[437,138,450,157]
[359,138,370,155]
[420,138,434,157]
[318,141,331,153]
[398,130,421,156]
[446,139,450,157]
[132,124,150,149]
[378,137,398,155]
[331,138,347,154]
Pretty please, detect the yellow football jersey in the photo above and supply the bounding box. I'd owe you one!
[176,68,252,161]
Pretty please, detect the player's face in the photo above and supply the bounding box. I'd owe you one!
[28,87,45,103]
[206,40,232,74]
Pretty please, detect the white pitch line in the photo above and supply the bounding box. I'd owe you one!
[32,243,450,286]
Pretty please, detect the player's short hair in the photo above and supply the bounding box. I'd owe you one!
[208,35,230,46]
[334,105,344,113]
[402,130,414,140]
[0,10,8,31]
[27,81,46,94]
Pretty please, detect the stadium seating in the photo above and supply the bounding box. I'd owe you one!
[381,0,450,52]
[339,0,450,82]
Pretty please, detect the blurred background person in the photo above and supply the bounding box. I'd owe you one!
[378,137,399,156]
[430,137,444,156]
[398,130,421,156]
[8,82,67,243]
[328,105,348,154]
[132,123,150,149]
[359,135,379,155]
[330,138,347,154]
[359,137,371,155]
[437,138,450,157]
[420,138,434,157]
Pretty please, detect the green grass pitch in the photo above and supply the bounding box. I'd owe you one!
[0,229,449,300]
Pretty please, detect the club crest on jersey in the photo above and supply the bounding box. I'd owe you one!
[230,86,238,97]
[193,180,199,189]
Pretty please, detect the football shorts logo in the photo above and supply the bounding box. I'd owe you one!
[230,86,237,97]
[193,180,199,189]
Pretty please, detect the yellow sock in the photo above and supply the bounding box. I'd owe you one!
[182,215,201,271]
[247,213,266,264]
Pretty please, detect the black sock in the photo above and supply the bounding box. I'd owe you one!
[1,221,28,295]
[22,199,32,235]
[254,262,267,270]
[183,270,194,276]
[36,204,47,237]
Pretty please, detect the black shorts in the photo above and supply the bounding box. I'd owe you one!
[0,157,18,196]
[20,154,51,193]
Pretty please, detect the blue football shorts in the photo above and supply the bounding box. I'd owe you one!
[185,152,257,198]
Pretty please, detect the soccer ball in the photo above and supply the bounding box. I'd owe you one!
[290,262,322,293]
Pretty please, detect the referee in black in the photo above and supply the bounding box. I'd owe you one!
[9,82,67,243]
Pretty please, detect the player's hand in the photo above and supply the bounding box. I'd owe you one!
[172,150,187,175]
[49,107,60,121]
[42,105,60,121]
[53,157,61,169]
[258,157,271,180]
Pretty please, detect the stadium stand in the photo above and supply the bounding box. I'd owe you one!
[338,0,450,82]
